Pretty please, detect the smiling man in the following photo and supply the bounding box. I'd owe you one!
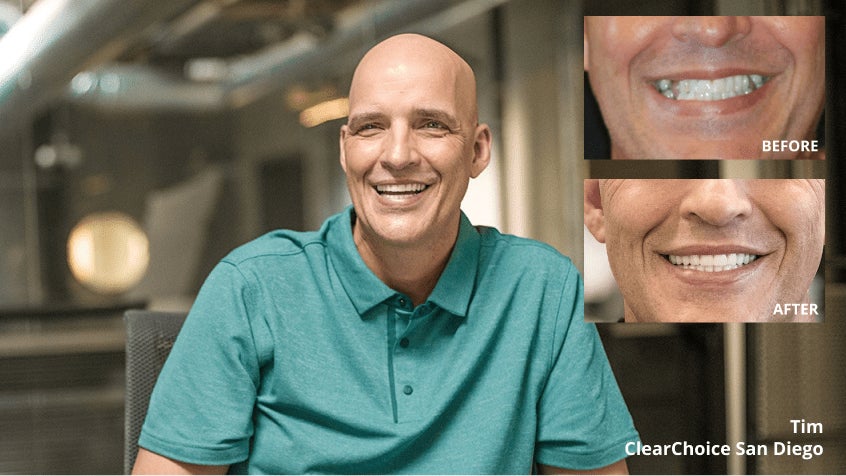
[133,34,638,474]
[584,179,825,322]
[584,16,825,159]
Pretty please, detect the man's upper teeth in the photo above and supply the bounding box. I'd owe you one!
[376,183,426,193]
[667,253,758,272]
[654,74,768,101]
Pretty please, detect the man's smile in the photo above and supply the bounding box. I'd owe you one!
[371,181,434,205]
[374,183,431,195]
[653,74,769,101]
[663,252,759,272]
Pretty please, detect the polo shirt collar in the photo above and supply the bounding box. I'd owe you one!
[327,207,395,315]
[327,206,480,318]
[425,212,479,317]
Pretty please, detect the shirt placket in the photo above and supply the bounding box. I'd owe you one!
[386,295,434,423]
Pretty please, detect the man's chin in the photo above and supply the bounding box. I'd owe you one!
[625,301,773,323]
[612,136,767,160]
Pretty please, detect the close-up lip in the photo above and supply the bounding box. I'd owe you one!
[658,253,764,286]
[645,67,778,82]
[642,68,781,117]
[370,180,434,206]
[655,244,771,287]
[371,179,433,189]
[658,244,769,256]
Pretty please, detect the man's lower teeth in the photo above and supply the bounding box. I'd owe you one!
[655,74,766,101]
[679,264,741,272]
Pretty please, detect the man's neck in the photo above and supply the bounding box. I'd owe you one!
[353,222,458,307]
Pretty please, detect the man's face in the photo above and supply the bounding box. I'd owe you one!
[585,179,824,322]
[340,36,489,248]
[584,16,825,159]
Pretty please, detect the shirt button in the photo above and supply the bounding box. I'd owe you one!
[402,385,413,395]
[398,298,407,306]
[399,337,410,348]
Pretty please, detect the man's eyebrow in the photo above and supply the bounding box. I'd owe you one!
[347,111,386,127]
[413,108,460,127]
[348,109,463,128]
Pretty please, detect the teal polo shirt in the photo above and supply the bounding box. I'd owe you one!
[139,207,638,474]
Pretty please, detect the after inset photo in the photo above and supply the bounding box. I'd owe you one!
[584,16,825,160]
[584,179,825,322]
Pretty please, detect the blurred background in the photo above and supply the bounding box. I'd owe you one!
[0,0,843,474]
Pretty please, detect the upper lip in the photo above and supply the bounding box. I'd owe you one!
[658,244,769,256]
[645,68,777,82]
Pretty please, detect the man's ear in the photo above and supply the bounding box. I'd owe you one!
[583,18,590,72]
[469,123,492,178]
[339,125,349,173]
[584,179,606,243]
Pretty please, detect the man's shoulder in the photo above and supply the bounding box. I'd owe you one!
[475,225,575,270]
[220,209,348,268]
[221,228,327,268]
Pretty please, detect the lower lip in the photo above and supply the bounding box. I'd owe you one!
[660,255,763,287]
[648,78,774,117]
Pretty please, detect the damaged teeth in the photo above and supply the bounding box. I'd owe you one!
[376,183,427,194]
[666,253,758,272]
[654,74,768,101]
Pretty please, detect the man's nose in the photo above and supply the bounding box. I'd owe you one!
[680,180,753,227]
[671,16,751,48]
[381,126,418,170]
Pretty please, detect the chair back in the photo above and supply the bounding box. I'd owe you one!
[123,310,188,474]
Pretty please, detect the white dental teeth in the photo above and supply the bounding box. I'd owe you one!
[666,253,758,272]
[654,74,768,101]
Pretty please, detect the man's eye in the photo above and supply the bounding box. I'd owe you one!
[424,120,446,129]
[354,124,380,134]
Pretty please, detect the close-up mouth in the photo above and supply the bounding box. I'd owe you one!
[653,74,770,101]
[374,183,430,196]
[662,253,759,272]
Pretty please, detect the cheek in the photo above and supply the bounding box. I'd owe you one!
[787,33,824,74]
[603,206,652,256]
[343,142,380,177]
[590,19,662,76]
[604,186,673,238]
[759,189,824,255]
[419,140,472,175]
[590,35,630,80]
[766,18,825,74]
[765,198,824,300]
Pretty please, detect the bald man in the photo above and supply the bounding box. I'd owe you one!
[133,34,637,474]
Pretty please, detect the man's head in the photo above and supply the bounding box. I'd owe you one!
[584,179,825,322]
[584,16,825,159]
[340,33,491,249]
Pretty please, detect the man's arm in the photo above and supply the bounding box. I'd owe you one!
[132,448,229,475]
[537,458,628,475]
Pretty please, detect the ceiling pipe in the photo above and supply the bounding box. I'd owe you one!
[222,0,459,108]
[0,0,508,121]
[67,64,227,112]
[70,0,513,113]
[68,0,467,112]
[219,0,512,107]
[0,0,202,139]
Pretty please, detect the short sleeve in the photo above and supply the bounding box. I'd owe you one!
[138,261,266,465]
[534,266,639,470]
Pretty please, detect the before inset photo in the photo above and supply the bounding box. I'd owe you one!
[584,16,825,160]
[584,179,824,323]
